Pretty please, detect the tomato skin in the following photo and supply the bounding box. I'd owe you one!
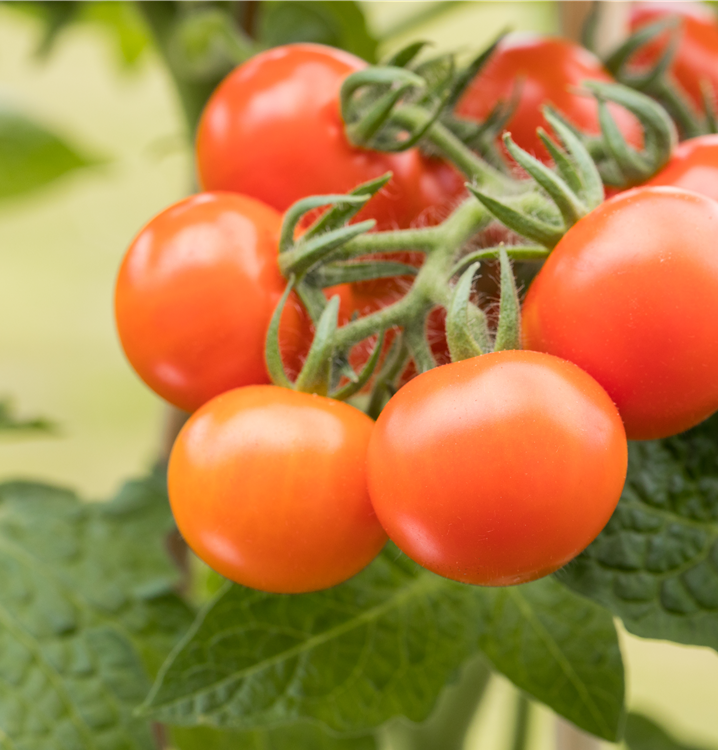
[367,350,627,587]
[645,134,718,201]
[197,43,462,231]
[115,192,296,413]
[522,187,718,440]
[168,385,386,594]
[630,3,718,115]
[455,34,642,163]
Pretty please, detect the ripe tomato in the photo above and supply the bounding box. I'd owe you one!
[115,192,301,412]
[630,2,718,115]
[645,134,718,201]
[367,350,627,586]
[522,187,718,440]
[168,385,386,593]
[455,34,642,164]
[196,43,463,231]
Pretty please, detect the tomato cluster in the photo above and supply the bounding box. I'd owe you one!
[116,20,718,595]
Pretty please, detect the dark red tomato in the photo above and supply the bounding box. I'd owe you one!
[197,43,463,231]
[367,350,627,586]
[645,134,718,201]
[168,385,386,593]
[630,3,718,115]
[455,34,643,163]
[115,193,301,412]
[523,186,718,440]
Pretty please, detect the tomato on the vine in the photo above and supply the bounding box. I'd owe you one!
[455,34,642,164]
[115,192,301,412]
[168,385,386,594]
[645,134,718,201]
[630,2,718,115]
[367,350,627,587]
[522,186,718,440]
[197,43,464,231]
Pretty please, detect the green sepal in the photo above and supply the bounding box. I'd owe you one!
[332,331,386,401]
[604,17,678,78]
[313,260,418,287]
[384,40,432,69]
[452,244,549,277]
[294,295,340,396]
[446,262,485,363]
[537,129,584,195]
[446,30,506,109]
[597,98,652,184]
[467,186,564,248]
[502,133,587,228]
[493,248,521,352]
[263,277,296,390]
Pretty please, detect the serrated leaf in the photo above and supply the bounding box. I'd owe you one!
[624,712,715,750]
[558,413,718,652]
[0,470,192,749]
[477,576,625,741]
[258,1,378,63]
[0,106,98,200]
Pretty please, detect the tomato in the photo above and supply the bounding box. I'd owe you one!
[522,187,718,440]
[630,3,718,116]
[367,350,627,586]
[645,134,718,201]
[115,192,301,412]
[168,385,386,593]
[455,34,642,164]
[197,44,463,231]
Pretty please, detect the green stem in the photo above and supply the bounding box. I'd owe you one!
[509,692,532,750]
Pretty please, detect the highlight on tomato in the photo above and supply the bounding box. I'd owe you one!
[455,33,643,164]
[645,133,718,201]
[367,350,628,587]
[168,385,387,594]
[522,186,718,440]
[115,192,302,413]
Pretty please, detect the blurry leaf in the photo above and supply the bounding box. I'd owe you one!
[558,413,718,653]
[258,1,378,63]
[0,470,193,748]
[0,106,99,200]
[0,400,55,434]
[625,712,716,750]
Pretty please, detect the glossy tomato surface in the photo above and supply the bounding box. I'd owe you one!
[523,187,718,440]
[197,43,463,230]
[169,385,386,593]
[645,134,718,201]
[455,34,642,163]
[630,3,718,115]
[115,192,292,412]
[367,350,627,586]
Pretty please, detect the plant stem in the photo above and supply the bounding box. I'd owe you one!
[509,693,532,750]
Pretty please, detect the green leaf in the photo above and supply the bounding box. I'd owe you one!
[142,547,624,741]
[0,470,192,748]
[624,712,715,750]
[558,413,718,653]
[0,400,55,434]
[79,1,151,68]
[258,1,378,63]
[477,576,625,742]
[172,722,376,750]
[0,106,98,200]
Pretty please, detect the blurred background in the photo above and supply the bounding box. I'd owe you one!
[0,2,716,748]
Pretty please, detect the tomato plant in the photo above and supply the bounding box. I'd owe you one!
[168,385,386,593]
[522,186,718,440]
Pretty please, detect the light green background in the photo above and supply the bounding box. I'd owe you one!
[0,3,715,748]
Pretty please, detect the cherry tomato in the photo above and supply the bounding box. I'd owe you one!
[645,134,718,201]
[630,3,718,115]
[115,192,300,412]
[367,350,627,586]
[196,43,463,231]
[455,34,642,163]
[168,385,386,593]
[522,186,718,440]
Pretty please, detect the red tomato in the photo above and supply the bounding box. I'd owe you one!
[367,350,627,586]
[630,2,718,115]
[645,134,718,201]
[197,43,463,231]
[522,186,718,440]
[455,34,642,163]
[115,192,301,412]
[168,385,386,593]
